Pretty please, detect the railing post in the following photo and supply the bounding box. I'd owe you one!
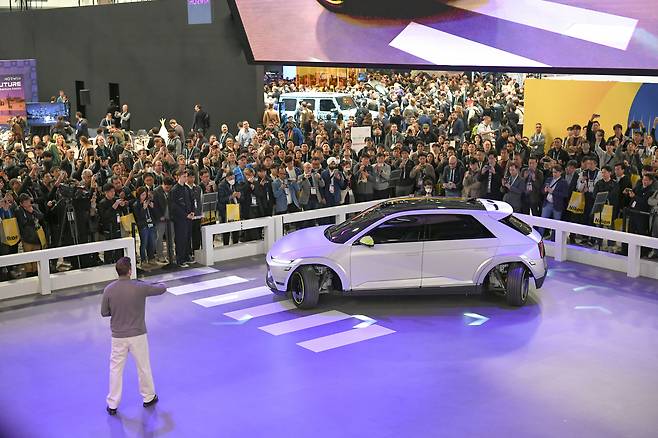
[126,238,137,279]
[627,243,641,278]
[554,229,568,262]
[199,226,214,267]
[336,212,346,224]
[37,256,51,295]
[274,215,284,241]
[264,217,276,251]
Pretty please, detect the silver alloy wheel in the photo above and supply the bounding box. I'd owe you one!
[291,272,305,305]
[521,270,529,301]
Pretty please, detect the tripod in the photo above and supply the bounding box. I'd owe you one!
[55,197,83,269]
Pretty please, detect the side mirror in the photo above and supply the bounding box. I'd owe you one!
[359,236,374,247]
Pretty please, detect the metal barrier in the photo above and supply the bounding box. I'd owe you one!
[0,237,136,299]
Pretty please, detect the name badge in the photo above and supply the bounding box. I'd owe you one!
[310,187,317,195]
[251,195,257,206]
[147,223,154,228]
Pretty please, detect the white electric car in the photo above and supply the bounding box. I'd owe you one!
[266,198,547,309]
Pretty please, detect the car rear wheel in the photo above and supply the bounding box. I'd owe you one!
[506,264,530,306]
[316,0,346,12]
[289,266,320,309]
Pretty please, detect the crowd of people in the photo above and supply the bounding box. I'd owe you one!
[1,71,658,281]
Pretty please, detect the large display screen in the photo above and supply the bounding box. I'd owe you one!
[26,102,68,126]
[229,0,658,73]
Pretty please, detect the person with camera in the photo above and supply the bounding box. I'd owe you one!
[170,170,195,268]
[478,152,503,200]
[98,183,127,265]
[133,187,157,268]
[15,193,45,277]
[409,152,435,195]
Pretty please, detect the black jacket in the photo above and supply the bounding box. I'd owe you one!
[170,183,193,222]
[15,205,44,245]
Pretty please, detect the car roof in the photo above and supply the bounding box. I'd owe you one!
[375,197,513,217]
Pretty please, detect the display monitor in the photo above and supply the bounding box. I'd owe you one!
[26,102,68,126]
[228,0,658,73]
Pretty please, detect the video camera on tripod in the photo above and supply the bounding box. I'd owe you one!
[57,182,92,201]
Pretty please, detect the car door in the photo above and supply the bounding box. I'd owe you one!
[350,215,424,290]
[420,214,498,287]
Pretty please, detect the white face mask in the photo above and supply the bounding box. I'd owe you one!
[227,178,235,186]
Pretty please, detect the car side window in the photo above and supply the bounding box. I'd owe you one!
[319,99,335,111]
[282,99,296,111]
[423,214,495,241]
[368,216,424,244]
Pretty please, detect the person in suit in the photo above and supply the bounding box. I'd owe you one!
[192,104,210,136]
[217,172,241,246]
[441,156,465,197]
[321,157,347,207]
[272,166,300,214]
[502,163,526,212]
[528,122,546,157]
[75,112,88,142]
[187,171,203,262]
[99,113,114,134]
[170,170,194,268]
[538,165,570,237]
[394,148,415,196]
[384,123,405,150]
[478,152,503,200]
[152,177,174,263]
[462,158,482,198]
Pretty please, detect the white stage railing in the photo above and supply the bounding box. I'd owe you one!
[516,214,658,279]
[3,200,657,301]
[196,201,658,281]
[0,237,136,300]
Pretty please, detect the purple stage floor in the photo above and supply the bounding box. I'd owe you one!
[1,257,657,437]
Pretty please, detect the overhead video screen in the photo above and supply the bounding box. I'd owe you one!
[229,0,658,72]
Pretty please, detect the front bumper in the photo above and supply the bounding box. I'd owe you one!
[266,268,287,295]
[532,257,548,289]
[265,254,297,295]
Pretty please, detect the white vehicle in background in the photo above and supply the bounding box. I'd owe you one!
[278,92,359,123]
[266,198,547,309]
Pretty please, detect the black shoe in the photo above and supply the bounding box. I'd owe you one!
[106,406,117,416]
[143,394,159,408]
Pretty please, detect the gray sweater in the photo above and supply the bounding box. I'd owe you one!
[101,279,167,338]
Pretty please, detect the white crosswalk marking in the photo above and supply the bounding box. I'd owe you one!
[389,22,549,68]
[224,300,297,320]
[146,267,217,283]
[168,276,248,296]
[446,0,638,50]
[297,325,396,353]
[259,310,352,336]
[192,286,272,307]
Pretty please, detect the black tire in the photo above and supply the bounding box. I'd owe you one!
[289,266,320,309]
[506,264,530,306]
[316,0,346,12]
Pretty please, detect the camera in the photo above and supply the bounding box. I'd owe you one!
[58,183,91,200]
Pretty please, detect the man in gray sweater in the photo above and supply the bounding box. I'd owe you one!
[101,257,167,415]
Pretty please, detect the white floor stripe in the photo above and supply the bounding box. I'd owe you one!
[389,22,549,68]
[167,276,248,296]
[446,0,637,50]
[224,300,297,320]
[297,325,396,353]
[259,310,351,336]
[145,267,217,283]
[192,286,272,307]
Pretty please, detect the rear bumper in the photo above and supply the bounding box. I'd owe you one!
[534,272,546,289]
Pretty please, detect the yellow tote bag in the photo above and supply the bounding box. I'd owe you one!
[613,218,625,232]
[36,226,47,248]
[1,218,21,246]
[226,204,240,222]
[567,192,585,214]
[593,204,613,227]
[201,211,216,226]
[120,213,136,233]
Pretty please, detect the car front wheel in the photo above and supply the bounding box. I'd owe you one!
[289,266,320,309]
[506,264,530,306]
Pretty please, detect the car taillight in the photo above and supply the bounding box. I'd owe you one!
[538,240,545,258]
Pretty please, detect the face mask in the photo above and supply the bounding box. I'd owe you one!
[228,179,235,186]
[425,186,433,193]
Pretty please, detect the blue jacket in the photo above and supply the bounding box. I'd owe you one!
[321,169,347,207]
[283,126,304,146]
[272,178,300,213]
[542,176,570,212]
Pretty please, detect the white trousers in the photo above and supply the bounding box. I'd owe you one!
[107,334,156,409]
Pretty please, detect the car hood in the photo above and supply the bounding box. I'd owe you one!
[268,225,339,261]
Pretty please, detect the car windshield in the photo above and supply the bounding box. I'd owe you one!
[324,204,385,244]
[336,96,356,111]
